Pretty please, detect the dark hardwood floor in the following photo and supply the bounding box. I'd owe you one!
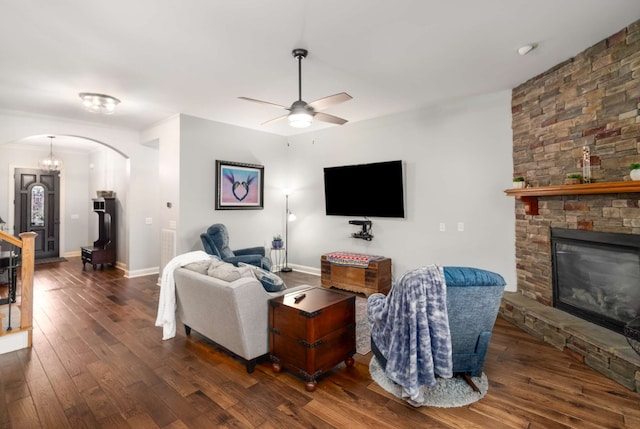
[1,258,639,428]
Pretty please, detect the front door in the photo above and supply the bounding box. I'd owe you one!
[14,168,60,259]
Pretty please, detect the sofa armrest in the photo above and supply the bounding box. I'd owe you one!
[234,246,266,257]
[224,255,264,267]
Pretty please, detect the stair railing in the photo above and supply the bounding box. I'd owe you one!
[0,230,36,346]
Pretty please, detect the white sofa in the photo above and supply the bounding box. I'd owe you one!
[173,266,309,372]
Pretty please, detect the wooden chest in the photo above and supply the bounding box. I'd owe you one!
[321,255,392,296]
[269,287,356,391]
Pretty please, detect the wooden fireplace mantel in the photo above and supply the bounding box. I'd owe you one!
[505,181,640,215]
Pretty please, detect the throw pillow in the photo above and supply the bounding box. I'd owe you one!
[183,258,216,275]
[208,261,242,282]
[238,262,286,292]
[204,260,255,282]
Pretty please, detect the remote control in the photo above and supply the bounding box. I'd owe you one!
[294,293,306,303]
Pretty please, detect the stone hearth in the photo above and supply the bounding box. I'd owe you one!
[500,293,640,392]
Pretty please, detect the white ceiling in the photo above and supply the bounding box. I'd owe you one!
[1,0,640,149]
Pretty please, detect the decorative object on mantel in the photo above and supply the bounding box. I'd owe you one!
[504,181,640,216]
[582,146,591,183]
[565,174,583,185]
[512,176,526,189]
[630,164,640,181]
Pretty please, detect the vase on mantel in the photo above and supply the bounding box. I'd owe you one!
[631,164,640,181]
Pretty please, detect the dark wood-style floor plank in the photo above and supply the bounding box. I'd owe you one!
[1,257,639,428]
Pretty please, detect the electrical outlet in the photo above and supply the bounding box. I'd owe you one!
[145,217,153,225]
[439,223,446,232]
[457,222,464,232]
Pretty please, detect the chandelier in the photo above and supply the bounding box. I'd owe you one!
[39,136,63,172]
[79,92,120,114]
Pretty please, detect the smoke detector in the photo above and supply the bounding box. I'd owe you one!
[518,44,537,56]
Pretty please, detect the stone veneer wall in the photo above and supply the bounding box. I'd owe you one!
[511,19,640,305]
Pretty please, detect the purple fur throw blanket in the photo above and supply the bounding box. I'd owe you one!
[367,265,453,406]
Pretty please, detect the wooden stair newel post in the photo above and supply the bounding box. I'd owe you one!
[18,231,36,347]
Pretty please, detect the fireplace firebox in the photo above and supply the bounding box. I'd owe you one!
[551,228,640,334]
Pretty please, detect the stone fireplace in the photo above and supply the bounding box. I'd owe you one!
[499,19,640,392]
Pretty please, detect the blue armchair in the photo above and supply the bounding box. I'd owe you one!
[370,266,505,380]
[200,224,272,270]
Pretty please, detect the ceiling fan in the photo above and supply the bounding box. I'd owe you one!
[239,48,352,128]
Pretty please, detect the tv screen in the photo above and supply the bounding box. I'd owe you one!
[323,160,405,218]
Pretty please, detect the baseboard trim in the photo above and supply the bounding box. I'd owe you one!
[63,250,81,258]
[125,266,160,278]
[0,330,29,355]
[287,263,320,276]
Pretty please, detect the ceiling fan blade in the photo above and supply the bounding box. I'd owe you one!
[261,114,288,126]
[314,112,348,125]
[238,97,288,110]
[308,92,352,111]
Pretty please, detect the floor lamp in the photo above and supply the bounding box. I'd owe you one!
[281,194,296,272]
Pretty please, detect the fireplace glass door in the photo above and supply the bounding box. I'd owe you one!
[552,228,640,334]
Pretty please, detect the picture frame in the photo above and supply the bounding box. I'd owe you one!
[215,160,264,210]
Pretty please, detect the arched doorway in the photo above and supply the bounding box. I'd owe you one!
[3,134,129,262]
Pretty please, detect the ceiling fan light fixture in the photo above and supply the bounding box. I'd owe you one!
[79,92,120,115]
[288,111,313,128]
[239,48,350,128]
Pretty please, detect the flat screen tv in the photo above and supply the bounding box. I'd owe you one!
[323,160,405,218]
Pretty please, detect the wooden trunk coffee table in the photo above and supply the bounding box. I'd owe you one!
[269,287,356,391]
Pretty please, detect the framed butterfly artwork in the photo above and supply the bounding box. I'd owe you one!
[215,160,264,210]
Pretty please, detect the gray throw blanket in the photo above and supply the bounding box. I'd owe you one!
[367,264,453,405]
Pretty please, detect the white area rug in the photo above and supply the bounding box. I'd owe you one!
[355,297,371,355]
[369,356,488,407]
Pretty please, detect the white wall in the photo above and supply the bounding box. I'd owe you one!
[177,114,289,254]
[140,115,180,271]
[286,91,517,289]
[0,90,516,288]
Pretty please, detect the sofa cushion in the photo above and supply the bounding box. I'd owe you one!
[443,266,506,287]
[238,262,286,292]
[183,259,215,275]
[207,260,253,282]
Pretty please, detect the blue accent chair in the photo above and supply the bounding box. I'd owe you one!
[200,224,272,271]
[371,266,505,378]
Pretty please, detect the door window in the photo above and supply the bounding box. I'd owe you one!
[31,185,45,227]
